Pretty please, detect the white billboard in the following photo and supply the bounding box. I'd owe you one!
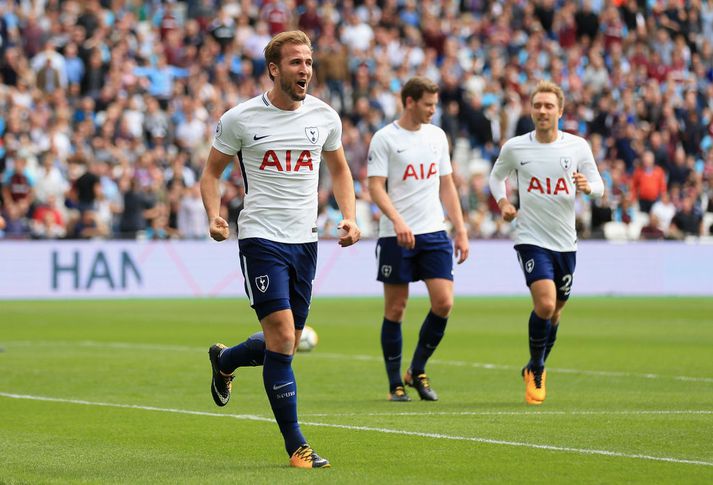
[1,240,712,299]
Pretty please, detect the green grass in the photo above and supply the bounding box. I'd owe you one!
[1,297,712,484]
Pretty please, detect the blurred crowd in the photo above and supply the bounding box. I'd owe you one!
[1,0,713,242]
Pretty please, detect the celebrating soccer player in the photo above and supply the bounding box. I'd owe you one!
[367,76,469,402]
[200,30,360,468]
[488,80,604,405]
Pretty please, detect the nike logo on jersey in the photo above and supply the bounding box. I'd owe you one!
[396,148,407,153]
[520,160,532,165]
[253,134,270,140]
[273,381,294,390]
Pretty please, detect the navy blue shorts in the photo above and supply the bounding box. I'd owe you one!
[238,238,317,329]
[514,244,576,301]
[376,230,454,284]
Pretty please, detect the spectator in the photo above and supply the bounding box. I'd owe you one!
[178,184,208,239]
[639,213,666,240]
[30,195,66,239]
[631,150,667,213]
[670,195,704,239]
[1,155,35,223]
[73,159,101,213]
[650,191,677,237]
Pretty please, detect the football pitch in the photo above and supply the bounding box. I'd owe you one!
[1,297,712,484]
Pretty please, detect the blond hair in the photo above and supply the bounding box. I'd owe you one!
[530,80,565,110]
[264,30,312,81]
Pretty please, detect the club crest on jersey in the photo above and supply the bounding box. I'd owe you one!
[215,120,223,138]
[255,275,269,293]
[560,157,572,170]
[525,259,535,273]
[381,265,392,278]
[305,127,319,144]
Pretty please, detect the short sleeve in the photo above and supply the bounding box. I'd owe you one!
[366,131,390,177]
[322,109,342,152]
[212,109,243,156]
[437,129,452,176]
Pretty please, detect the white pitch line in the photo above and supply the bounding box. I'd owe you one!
[1,392,711,468]
[5,340,713,384]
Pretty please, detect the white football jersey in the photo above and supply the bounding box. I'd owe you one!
[213,93,342,243]
[367,122,452,237]
[489,131,604,251]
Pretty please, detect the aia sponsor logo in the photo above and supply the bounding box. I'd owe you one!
[527,177,570,195]
[259,150,314,172]
[402,163,437,181]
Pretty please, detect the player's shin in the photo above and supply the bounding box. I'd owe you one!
[544,323,559,362]
[263,350,306,456]
[381,317,403,389]
[410,311,448,373]
[528,311,551,371]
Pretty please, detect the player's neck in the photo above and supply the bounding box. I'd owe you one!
[267,88,301,111]
[396,114,421,132]
[534,128,559,144]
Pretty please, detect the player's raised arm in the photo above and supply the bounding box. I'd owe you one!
[439,173,469,264]
[322,146,361,247]
[200,146,233,241]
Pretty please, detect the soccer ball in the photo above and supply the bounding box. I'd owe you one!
[297,325,319,352]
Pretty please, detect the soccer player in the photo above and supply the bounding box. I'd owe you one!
[367,77,469,402]
[200,30,360,468]
[488,80,604,405]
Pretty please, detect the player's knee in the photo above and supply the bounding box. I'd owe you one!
[269,328,296,353]
[534,301,556,320]
[431,296,453,318]
[386,301,407,321]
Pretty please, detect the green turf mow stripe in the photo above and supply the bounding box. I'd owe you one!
[1,392,712,468]
[5,340,713,384]
[299,410,713,417]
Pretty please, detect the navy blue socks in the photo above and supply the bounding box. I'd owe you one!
[410,311,448,374]
[528,311,551,371]
[218,331,266,373]
[544,322,559,362]
[381,318,403,390]
[263,350,305,456]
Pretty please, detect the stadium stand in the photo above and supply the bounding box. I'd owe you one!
[0,0,712,242]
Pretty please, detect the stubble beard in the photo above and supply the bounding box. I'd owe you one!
[280,77,307,102]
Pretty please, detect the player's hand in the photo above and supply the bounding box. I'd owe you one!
[454,230,469,264]
[499,201,518,222]
[209,216,230,241]
[337,219,361,247]
[394,219,415,249]
[572,172,591,195]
